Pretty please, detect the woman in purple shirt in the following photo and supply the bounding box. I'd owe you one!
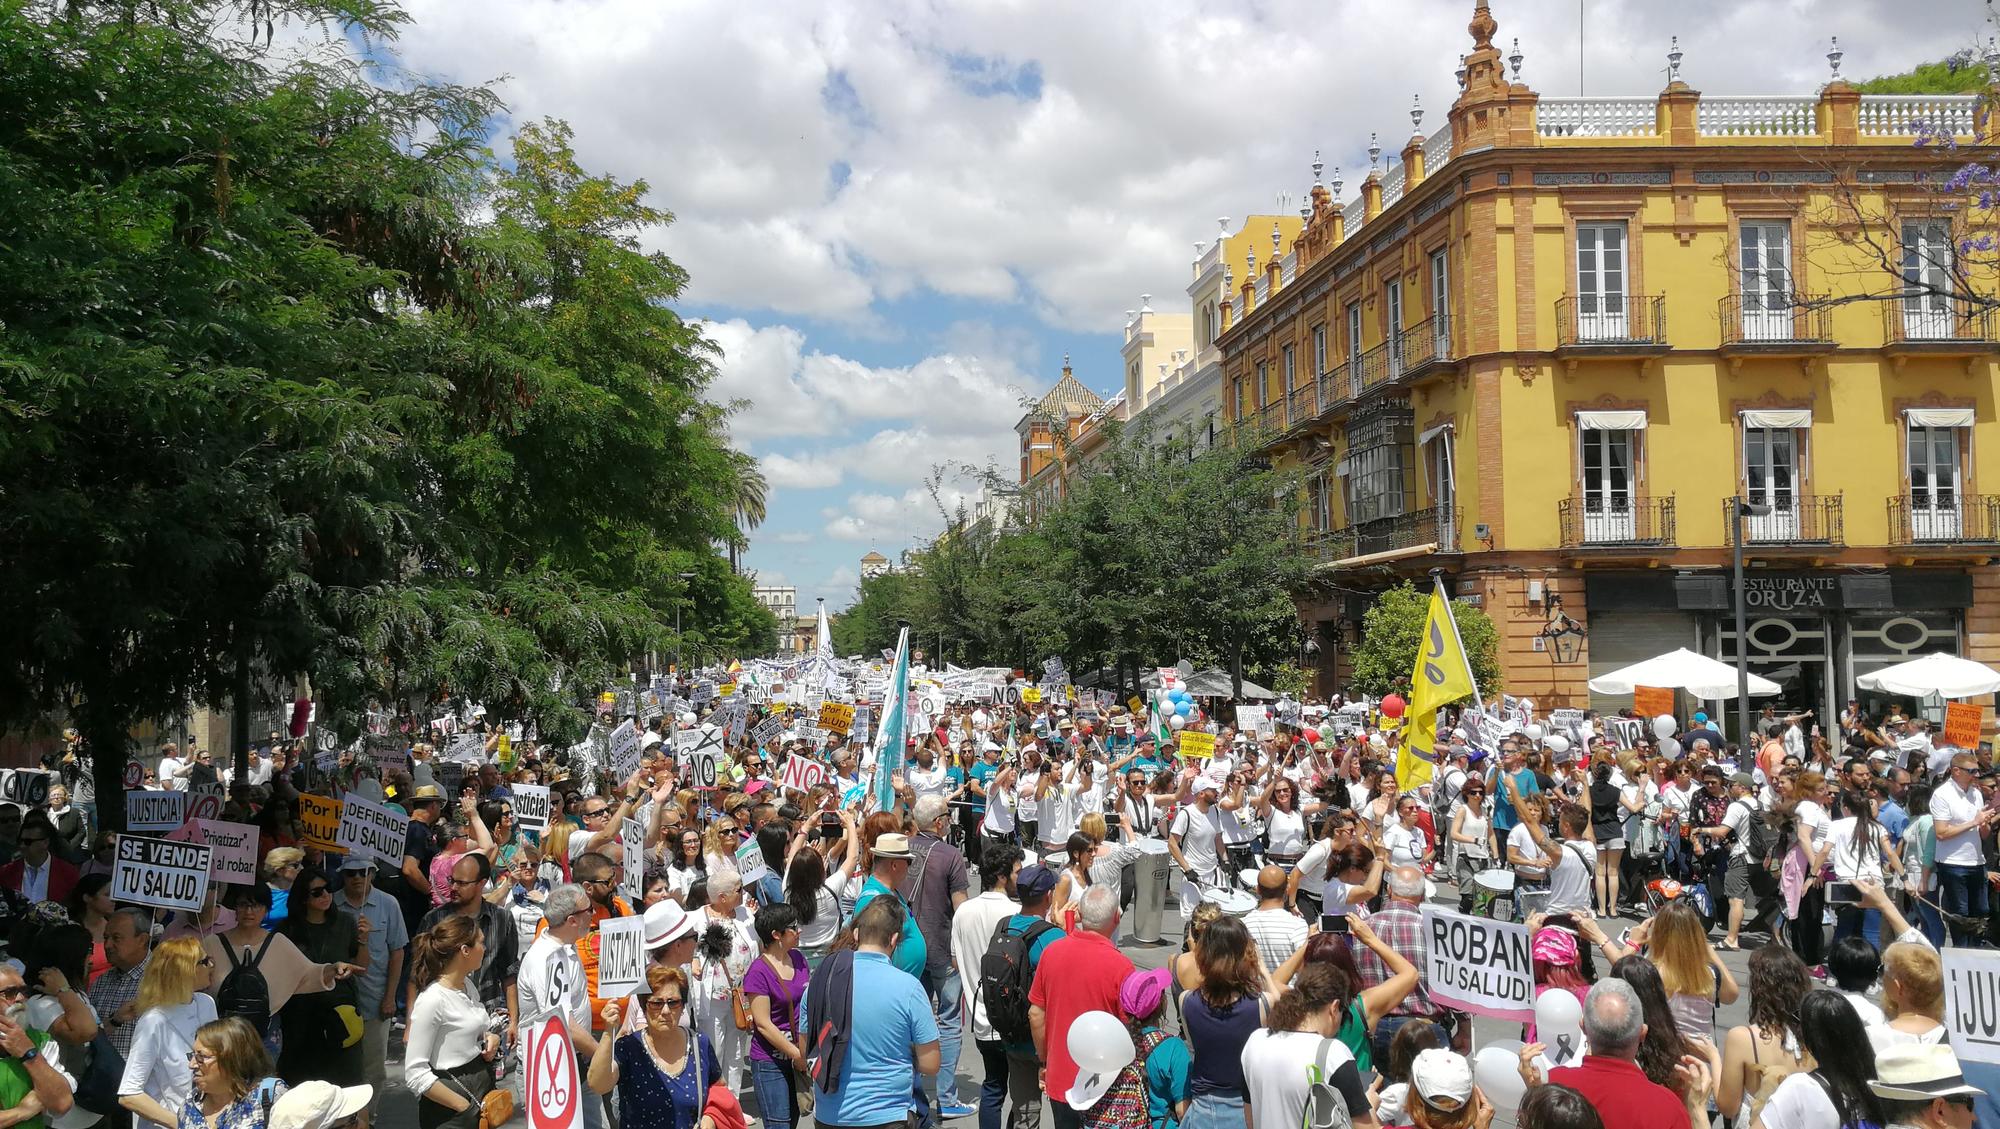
[743,904,810,1129]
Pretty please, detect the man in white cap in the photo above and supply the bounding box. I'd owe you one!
[1166,776,1223,923]
[1869,1045,1983,1129]
[336,856,406,1109]
[268,1081,372,1129]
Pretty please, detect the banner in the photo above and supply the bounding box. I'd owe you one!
[1420,906,1533,1021]
[1940,944,2000,1127]
[513,784,552,834]
[126,790,185,834]
[818,702,855,734]
[779,756,829,794]
[0,769,51,808]
[734,839,770,887]
[198,819,261,884]
[688,747,723,790]
[1236,706,1269,737]
[113,835,212,912]
[620,819,645,899]
[1945,701,1985,751]
[871,626,910,812]
[1632,685,1675,721]
[522,1013,583,1129]
[336,792,412,866]
[1178,731,1216,759]
[608,720,642,784]
[298,794,343,850]
[596,916,646,999]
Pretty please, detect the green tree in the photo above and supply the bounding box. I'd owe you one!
[1346,582,1502,699]
[1857,52,1993,94]
[833,569,920,657]
[0,0,766,817]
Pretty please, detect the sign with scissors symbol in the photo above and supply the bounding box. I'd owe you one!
[525,1015,581,1129]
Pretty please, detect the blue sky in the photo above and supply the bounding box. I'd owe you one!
[368,0,1981,610]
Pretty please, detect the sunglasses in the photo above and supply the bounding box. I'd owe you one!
[0,986,28,1002]
[644,995,687,1012]
[186,1051,216,1067]
[307,886,331,897]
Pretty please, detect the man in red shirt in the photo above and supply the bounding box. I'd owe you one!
[1539,979,1709,1129]
[1028,885,1134,1129]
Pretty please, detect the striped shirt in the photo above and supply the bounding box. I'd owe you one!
[1242,906,1308,975]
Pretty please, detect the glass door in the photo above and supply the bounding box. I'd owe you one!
[1385,280,1405,379]
[1581,429,1635,541]
[1902,221,1955,340]
[1576,222,1628,340]
[1744,427,1800,540]
[1427,434,1456,549]
[1431,249,1451,357]
[1908,425,1962,540]
[1740,222,1794,341]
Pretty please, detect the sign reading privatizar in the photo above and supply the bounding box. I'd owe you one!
[1420,906,1533,1021]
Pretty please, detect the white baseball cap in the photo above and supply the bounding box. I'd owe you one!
[1412,1049,1474,1112]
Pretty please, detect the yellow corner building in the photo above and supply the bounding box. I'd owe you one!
[1219,2,2000,725]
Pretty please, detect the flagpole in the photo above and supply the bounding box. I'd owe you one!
[1432,569,1482,712]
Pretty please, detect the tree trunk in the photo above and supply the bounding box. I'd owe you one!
[76,703,132,835]
[232,646,252,794]
[1231,634,1245,700]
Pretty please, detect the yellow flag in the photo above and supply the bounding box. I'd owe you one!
[1396,582,1478,793]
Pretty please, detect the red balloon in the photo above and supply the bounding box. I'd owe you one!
[1380,693,1407,719]
[1302,728,1321,745]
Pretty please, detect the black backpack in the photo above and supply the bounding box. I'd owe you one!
[1737,800,1776,863]
[217,932,277,1035]
[979,917,1057,1045]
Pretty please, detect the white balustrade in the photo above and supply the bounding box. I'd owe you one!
[1536,97,1661,138]
[1342,196,1365,234]
[1281,252,1297,285]
[1381,165,1407,208]
[1423,125,1454,173]
[1696,95,1817,137]
[1858,94,1978,138]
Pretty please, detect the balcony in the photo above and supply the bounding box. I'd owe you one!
[1318,363,1355,415]
[1396,315,1455,381]
[1555,295,1670,358]
[1346,505,1460,559]
[1355,341,1401,396]
[1718,293,1835,356]
[1889,494,2000,547]
[1256,402,1286,435]
[1302,527,1359,563]
[1882,301,2000,364]
[1286,383,1321,430]
[1726,494,1844,548]
[1558,496,1677,550]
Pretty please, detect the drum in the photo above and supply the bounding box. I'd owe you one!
[1136,838,1170,855]
[1203,888,1256,918]
[1475,869,1516,895]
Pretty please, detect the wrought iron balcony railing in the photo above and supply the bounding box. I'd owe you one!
[1556,294,1668,350]
[1725,494,1844,546]
[1889,494,2000,545]
[1558,495,1677,548]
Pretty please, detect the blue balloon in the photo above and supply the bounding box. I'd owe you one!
[1175,700,1194,717]
[1170,689,1191,705]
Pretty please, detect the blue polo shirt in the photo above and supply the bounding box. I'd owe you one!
[967,759,997,814]
[852,876,927,977]
[1490,766,1540,833]
[816,951,940,1127]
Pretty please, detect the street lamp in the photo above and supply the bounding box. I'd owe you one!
[1730,500,1772,745]
[674,571,697,672]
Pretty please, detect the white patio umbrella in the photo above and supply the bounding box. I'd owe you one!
[1587,647,1782,699]
[1856,652,2000,699]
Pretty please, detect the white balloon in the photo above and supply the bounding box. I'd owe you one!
[1523,724,1545,742]
[1168,714,1187,731]
[1544,734,1571,755]
[1066,1010,1135,1075]
[1653,714,1679,739]
[1660,736,1683,759]
[1471,1045,1527,1112]
[1534,987,1583,1036]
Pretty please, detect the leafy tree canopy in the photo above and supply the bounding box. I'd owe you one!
[1345,582,1501,699]
[1857,51,1994,94]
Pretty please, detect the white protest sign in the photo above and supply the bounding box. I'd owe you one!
[512,784,552,834]
[779,755,828,794]
[443,733,486,764]
[0,769,52,808]
[596,916,647,999]
[335,792,412,866]
[1944,946,2000,1065]
[198,819,261,883]
[689,747,722,790]
[620,818,646,898]
[187,784,224,823]
[1549,708,1585,735]
[1235,706,1270,737]
[126,790,186,833]
[1420,905,1534,1021]
[750,717,786,747]
[113,835,212,912]
[734,839,770,887]
[522,1013,583,1129]
[608,720,642,784]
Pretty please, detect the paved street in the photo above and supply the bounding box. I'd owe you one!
[364,882,1770,1129]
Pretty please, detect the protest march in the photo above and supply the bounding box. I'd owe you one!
[1,590,1998,1129]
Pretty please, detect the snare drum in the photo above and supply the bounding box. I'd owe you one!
[1203,888,1256,917]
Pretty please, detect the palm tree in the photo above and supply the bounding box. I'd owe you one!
[727,452,767,573]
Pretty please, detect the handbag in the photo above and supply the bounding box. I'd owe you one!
[479,1088,515,1129]
[728,959,752,1031]
[72,1030,128,1116]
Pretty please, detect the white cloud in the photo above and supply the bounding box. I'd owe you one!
[821,484,979,544]
[761,451,849,490]
[773,531,816,545]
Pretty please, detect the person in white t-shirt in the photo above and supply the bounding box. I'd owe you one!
[1751,988,1884,1129]
[1789,772,1836,966]
[1167,777,1224,922]
[1927,754,1994,946]
[1382,794,1431,866]
[1534,805,1595,915]
[1239,963,1372,1129]
[156,745,189,792]
[518,885,597,1082]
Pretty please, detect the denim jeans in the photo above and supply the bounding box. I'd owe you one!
[750,1058,798,1129]
[974,1040,1008,1129]
[1939,862,1991,947]
[921,965,965,1109]
[1833,906,1883,949]
[1180,1092,1247,1129]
